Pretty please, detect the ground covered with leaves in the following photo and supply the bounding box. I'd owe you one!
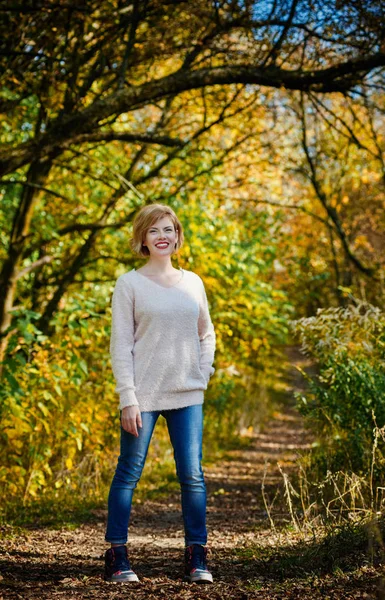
[1,354,384,599]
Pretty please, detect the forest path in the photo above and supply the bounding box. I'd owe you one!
[0,348,379,599]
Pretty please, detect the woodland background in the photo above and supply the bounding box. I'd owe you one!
[1,2,385,594]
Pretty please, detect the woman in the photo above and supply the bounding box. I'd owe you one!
[104,203,216,584]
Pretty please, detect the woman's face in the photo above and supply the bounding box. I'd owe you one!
[143,216,178,257]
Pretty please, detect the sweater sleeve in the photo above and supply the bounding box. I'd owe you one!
[197,278,216,384]
[110,276,139,410]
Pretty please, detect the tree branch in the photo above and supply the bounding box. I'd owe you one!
[236,197,329,225]
[0,179,72,202]
[15,255,53,280]
[67,130,185,147]
[298,92,375,277]
[262,0,300,66]
[2,52,384,177]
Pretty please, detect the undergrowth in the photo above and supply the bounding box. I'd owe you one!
[234,518,385,580]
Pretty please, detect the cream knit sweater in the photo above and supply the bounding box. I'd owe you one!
[110,267,216,412]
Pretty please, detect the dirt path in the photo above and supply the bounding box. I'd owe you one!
[0,349,382,599]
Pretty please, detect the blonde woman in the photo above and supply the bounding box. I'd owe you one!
[104,203,216,584]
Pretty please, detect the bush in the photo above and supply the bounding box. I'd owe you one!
[292,302,385,482]
[0,281,291,506]
[0,304,118,501]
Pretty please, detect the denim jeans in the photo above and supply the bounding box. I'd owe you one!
[105,404,207,546]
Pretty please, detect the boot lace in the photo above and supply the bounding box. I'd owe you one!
[111,546,131,572]
[189,545,207,571]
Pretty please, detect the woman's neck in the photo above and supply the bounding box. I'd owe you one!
[141,258,178,274]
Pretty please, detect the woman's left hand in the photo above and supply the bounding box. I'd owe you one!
[121,405,142,437]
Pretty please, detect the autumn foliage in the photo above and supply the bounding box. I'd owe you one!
[1,1,385,507]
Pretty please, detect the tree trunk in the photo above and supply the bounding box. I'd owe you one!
[0,159,52,366]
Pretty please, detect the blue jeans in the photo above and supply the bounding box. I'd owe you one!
[105,404,207,546]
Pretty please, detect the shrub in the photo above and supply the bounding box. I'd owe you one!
[292,302,385,481]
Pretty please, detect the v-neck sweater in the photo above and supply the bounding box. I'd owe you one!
[110,268,216,412]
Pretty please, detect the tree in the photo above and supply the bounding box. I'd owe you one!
[1,0,385,357]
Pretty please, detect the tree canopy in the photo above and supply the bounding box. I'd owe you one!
[1,0,385,500]
[1,0,385,173]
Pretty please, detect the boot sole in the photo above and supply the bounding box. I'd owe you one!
[185,573,213,584]
[104,572,139,583]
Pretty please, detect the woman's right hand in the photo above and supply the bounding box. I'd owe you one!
[121,405,142,437]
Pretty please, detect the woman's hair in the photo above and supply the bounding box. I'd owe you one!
[130,203,184,258]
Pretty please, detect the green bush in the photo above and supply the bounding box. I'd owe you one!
[292,303,385,479]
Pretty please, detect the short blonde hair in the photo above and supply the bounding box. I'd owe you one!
[130,203,184,258]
